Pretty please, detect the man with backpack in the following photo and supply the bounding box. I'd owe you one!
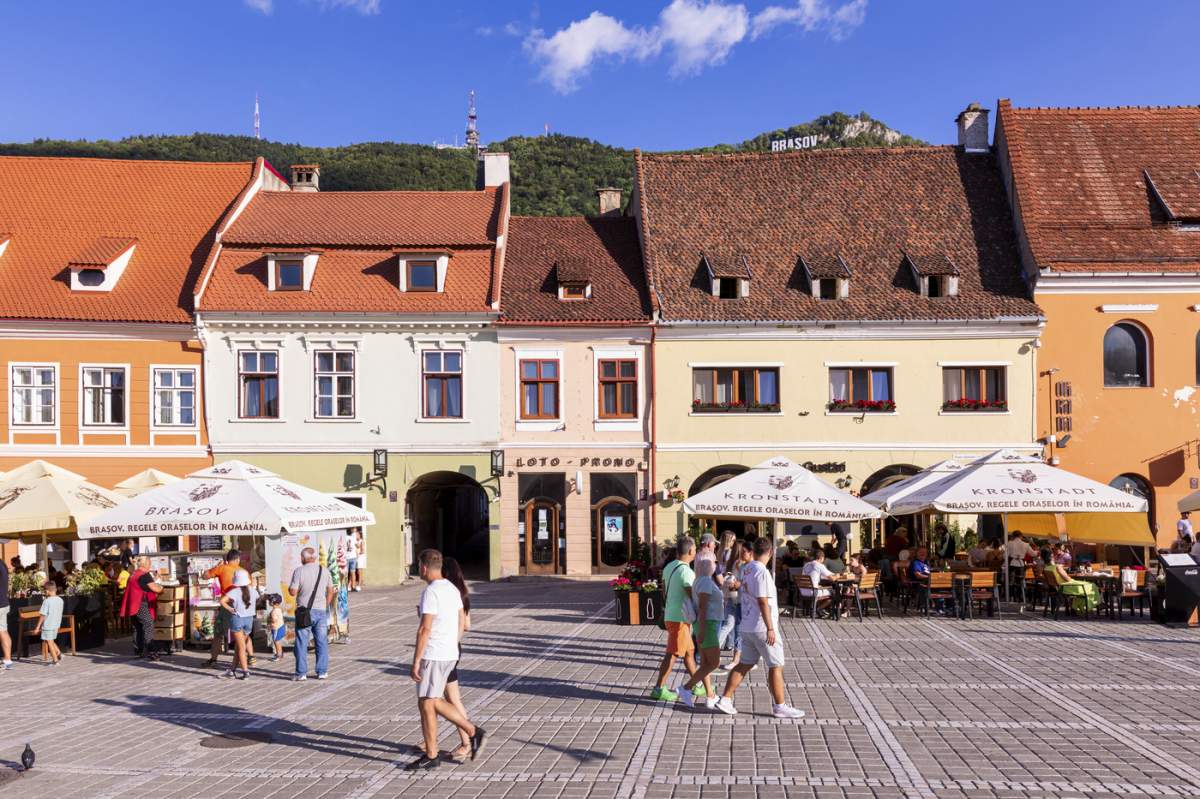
[650,535,700,702]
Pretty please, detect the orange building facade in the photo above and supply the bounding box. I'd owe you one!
[0,155,280,562]
[996,101,1200,545]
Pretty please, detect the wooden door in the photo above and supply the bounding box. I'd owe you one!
[525,500,559,575]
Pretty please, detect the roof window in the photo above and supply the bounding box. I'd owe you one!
[267,252,319,291]
[1144,168,1200,225]
[799,254,851,300]
[904,251,959,298]
[555,258,592,301]
[702,252,750,299]
[397,253,450,293]
[68,236,137,293]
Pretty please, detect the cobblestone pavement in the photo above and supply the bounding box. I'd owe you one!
[2,580,1200,798]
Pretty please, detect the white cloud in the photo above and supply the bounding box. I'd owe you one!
[244,0,273,14]
[318,0,381,14]
[751,0,866,40]
[503,21,524,36]
[524,12,660,93]
[476,25,495,36]
[659,0,748,76]
[527,0,865,92]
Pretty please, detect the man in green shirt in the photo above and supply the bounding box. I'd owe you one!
[650,536,700,702]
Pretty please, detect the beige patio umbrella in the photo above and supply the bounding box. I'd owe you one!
[0,460,127,568]
[114,468,180,498]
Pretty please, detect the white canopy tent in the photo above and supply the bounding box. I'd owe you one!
[113,468,181,498]
[683,456,883,524]
[884,449,1151,599]
[0,460,128,569]
[77,460,375,540]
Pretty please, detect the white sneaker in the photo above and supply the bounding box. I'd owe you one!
[772,704,805,719]
[714,697,737,716]
[704,697,718,710]
[679,688,695,709]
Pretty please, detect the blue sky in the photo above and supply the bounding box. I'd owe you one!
[2,1,1198,150]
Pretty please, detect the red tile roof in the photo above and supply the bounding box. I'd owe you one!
[201,185,504,314]
[222,189,502,248]
[636,147,1038,322]
[201,247,496,313]
[0,156,255,323]
[68,236,137,269]
[501,217,650,323]
[998,101,1200,272]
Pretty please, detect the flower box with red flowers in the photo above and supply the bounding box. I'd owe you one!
[692,400,776,414]
[826,399,896,413]
[941,398,1008,412]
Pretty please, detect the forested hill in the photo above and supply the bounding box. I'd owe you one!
[0,113,922,216]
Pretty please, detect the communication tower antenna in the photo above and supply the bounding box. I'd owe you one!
[254,94,261,140]
[465,90,479,152]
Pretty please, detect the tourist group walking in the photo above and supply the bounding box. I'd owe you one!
[652,534,806,719]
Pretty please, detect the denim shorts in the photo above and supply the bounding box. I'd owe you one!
[346,558,358,571]
[229,615,254,635]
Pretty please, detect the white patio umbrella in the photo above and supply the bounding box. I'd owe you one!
[113,468,180,498]
[77,460,375,540]
[1177,492,1200,514]
[683,456,883,523]
[861,458,970,512]
[886,449,1150,599]
[0,460,128,568]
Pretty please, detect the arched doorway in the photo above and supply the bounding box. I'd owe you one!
[860,464,922,549]
[407,471,489,579]
[687,464,761,543]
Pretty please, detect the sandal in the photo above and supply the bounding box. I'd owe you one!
[448,745,470,764]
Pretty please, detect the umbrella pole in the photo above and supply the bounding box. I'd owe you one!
[1002,513,1009,603]
[41,531,48,574]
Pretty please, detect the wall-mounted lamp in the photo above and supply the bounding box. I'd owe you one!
[663,475,681,490]
[834,475,854,490]
[373,448,388,478]
[490,449,505,478]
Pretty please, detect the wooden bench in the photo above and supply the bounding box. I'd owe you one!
[17,607,77,660]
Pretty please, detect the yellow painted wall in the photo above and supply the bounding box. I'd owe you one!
[1036,292,1200,545]
[654,336,1037,446]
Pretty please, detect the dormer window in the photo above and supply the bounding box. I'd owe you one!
[397,252,450,293]
[276,261,303,291]
[800,254,851,300]
[703,252,750,299]
[407,261,437,292]
[267,252,319,291]
[904,251,959,299]
[68,236,137,293]
[554,258,592,301]
[1144,168,1200,226]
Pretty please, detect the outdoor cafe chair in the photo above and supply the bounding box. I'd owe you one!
[16,607,76,660]
[892,561,913,614]
[922,572,956,617]
[795,572,828,620]
[1117,569,1149,619]
[845,571,884,621]
[967,571,1000,619]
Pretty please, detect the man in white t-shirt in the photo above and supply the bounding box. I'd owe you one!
[1178,512,1194,547]
[406,549,485,771]
[714,536,805,720]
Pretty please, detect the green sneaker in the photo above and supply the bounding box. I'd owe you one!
[649,686,678,702]
[692,684,707,698]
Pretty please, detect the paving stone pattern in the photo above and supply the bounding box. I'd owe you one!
[1,581,1199,798]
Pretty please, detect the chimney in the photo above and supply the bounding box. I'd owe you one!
[956,103,990,153]
[476,151,510,189]
[290,164,320,192]
[596,188,622,217]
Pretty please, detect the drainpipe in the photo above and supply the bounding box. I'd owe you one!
[648,325,658,562]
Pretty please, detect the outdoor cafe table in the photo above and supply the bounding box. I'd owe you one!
[1071,571,1120,616]
[820,575,857,620]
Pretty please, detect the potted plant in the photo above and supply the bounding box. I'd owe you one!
[609,575,636,625]
[942,398,1008,412]
[827,399,896,413]
[610,559,658,625]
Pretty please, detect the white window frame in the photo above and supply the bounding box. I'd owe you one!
[514,348,564,432]
[79,363,131,430]
[314,350,356,420]
[9,362,59,429]
[150,365,199,429]
[593,348,643,432]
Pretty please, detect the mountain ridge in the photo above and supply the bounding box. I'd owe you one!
[0,112,923,216]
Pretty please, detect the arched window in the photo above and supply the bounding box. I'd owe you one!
[1195,330,1200,385]
[1103,322,1149,387]
[1109,473,1156,536]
